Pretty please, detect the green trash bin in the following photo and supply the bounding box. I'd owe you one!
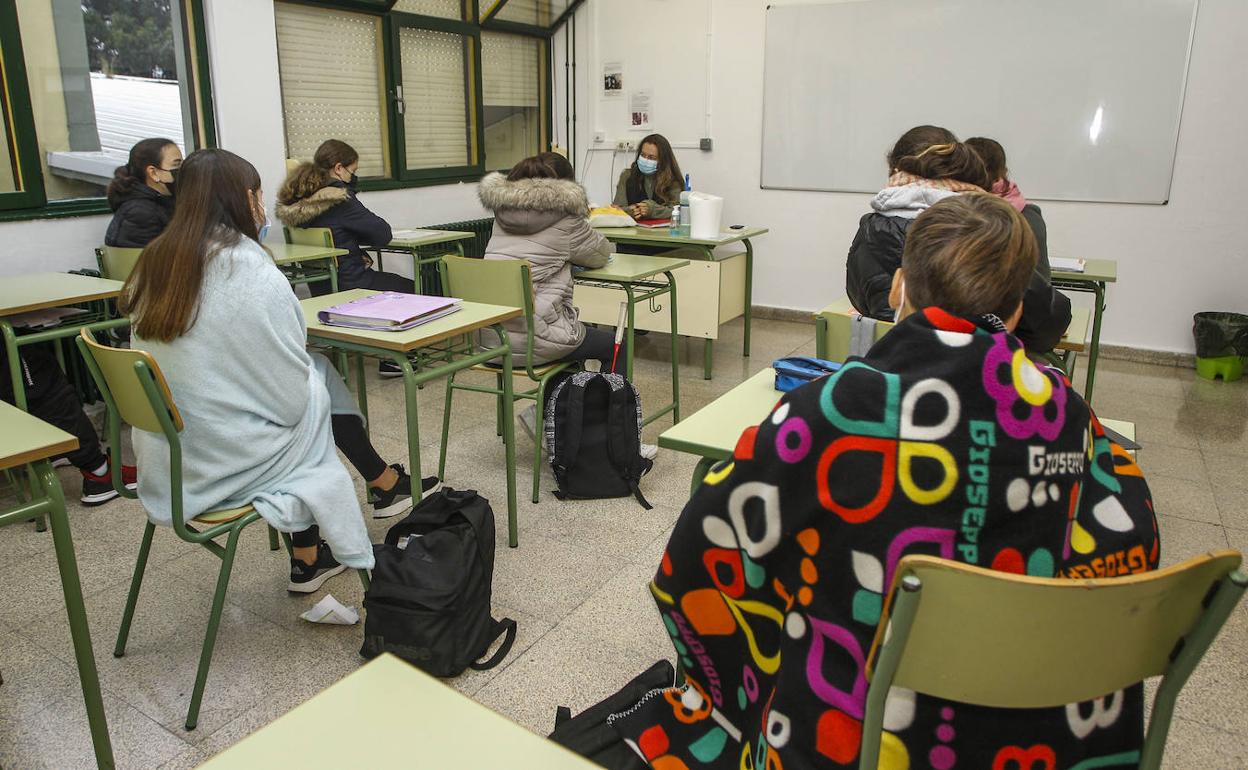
[1192,311,1248,382]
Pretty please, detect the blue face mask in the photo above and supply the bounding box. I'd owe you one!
[636,157,659,175]
[258,213,271,242]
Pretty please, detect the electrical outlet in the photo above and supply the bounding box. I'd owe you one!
[594,131,606,143]
[700,137,714,152]
[615,139,636,152]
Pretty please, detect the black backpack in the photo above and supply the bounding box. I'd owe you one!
[360,487,516,677]
[548,660,676,769]
[544,371,653,509]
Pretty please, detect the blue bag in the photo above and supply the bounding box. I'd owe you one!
[773,356,841,392]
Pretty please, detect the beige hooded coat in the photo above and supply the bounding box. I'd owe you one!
[478,172,612,363]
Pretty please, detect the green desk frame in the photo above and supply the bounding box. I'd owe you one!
[573,253,689,427]
[268,242,348,294]
[1051,258,1118,405]
[0,404,113,768]
[377,230,475,295]
[597,227,769,379]
[301,293,523,545]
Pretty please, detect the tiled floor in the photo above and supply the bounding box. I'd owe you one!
[1,317,1245,768]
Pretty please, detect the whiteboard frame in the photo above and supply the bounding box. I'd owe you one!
[758,0,1202,205]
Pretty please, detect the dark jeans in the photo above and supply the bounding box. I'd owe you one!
[292,414,388,550]
[0,345,105,472]
[549,325,627,373]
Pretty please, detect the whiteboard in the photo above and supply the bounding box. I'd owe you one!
[760,0,1199,204]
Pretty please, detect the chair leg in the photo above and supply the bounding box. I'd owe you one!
[358,569,371,591]
[267,525,279,551]
[114,522,156,657]
[495,373,504,438]
[531,382,547,505]
[280,531,294,559]
[185,525,244,731]
[438,372,456,480]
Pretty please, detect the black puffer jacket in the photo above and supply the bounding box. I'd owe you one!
[845,198,1072,354]
[105,184,175,248]
[275,181,393,289]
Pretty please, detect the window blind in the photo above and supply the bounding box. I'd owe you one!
[399,27,471,170]
[481,32,539,107]
[391,0,463,20]
[275,3,388,177]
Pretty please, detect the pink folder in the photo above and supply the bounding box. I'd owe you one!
[318,292,462,331]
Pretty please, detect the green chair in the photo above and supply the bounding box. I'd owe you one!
[437,256,576,504]
[861,552,1247,770]
[76,328,369,731]
[95,245,144,281]
[815,299,894,363]
[285,226,334,249]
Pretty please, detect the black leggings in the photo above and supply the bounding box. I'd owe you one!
[310,265,415,296]
[292,414,388,549]
[548,325,627,373]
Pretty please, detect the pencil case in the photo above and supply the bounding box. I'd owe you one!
[773,356,842,392]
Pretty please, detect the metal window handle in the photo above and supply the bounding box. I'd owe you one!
[394,85,405,115]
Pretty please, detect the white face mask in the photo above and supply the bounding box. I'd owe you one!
[898,278,906,312]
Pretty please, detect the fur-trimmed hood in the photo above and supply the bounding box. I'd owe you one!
[478,172,590,236]
[275,186,349,227]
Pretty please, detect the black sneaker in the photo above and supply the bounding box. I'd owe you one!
[378,359,404,378]
[370,464,441,519]
[80,473,120,507]
[288,542,347,593]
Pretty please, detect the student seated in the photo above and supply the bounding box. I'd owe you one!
[846,125,989,321]
[616,194,1158,767]
[967,136,1073,355]
[478,152,617,438]
[105,138,183,248]
[613,133,683,221]
[1,345,136,505]
[121,149,437,592]
[276,139,406,294]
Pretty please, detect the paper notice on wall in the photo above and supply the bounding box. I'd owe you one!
[629,90,652,130]
[603,61,624,97]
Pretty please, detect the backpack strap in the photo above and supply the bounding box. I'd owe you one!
[603,380,653,510]
[469,617,518,671]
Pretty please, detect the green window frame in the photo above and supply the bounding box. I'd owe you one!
[276,0,559,191]
[0,0,217,222]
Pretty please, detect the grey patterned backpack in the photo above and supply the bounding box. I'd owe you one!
[544,372,653,509]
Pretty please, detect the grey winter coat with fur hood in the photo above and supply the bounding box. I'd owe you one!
[478,172,611,363]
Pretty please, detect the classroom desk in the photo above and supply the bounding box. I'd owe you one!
[0,273,130,411]
[591,226,769,380]
[199,654,598,769]
[573,253,689,426]
[813,298,1091,363]
[0,403,113,769]
[267,242,348,294]
[301,291,524,545]
[661,368,1138,493]
[1051,258,1118,405]
[381,229,476,294]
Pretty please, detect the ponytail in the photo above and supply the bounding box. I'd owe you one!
[106,137,176,208]
[894,141,990,190]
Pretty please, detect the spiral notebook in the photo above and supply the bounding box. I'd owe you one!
[318,292,461,331]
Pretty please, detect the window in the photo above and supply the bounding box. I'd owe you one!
[0,0,215,216]
[274,0,552,188]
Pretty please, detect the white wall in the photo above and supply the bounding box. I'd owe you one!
[567,0,1248,355]
[0,0,488,283]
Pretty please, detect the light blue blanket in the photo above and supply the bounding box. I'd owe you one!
[132,238,374,568]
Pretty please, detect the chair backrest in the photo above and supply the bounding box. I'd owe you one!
[286,226,335,248]
[868,551,1245,709]
[96,245,144,281]
[815,298,894,363]
[440,255,533,311]
[77,328,183,436]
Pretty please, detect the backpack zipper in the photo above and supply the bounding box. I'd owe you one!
[605,684,679,725]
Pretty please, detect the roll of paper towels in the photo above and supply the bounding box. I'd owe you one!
[689,192,724,239]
